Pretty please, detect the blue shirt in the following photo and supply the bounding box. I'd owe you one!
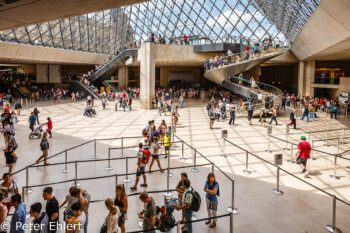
[205,181,219,202]
[29,115,37,125]
[10,202,27,233]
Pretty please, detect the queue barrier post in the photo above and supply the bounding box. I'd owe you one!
[211,162,215,174]
[25,167,32,194]
[171,129,176,151]
[123,155,131,183]
[324,130,329,146]
[92,139,98,159]
[105,147,113,171]
[325,195,342,233]
[227,180,239,215]
[342,129,346,144]
[22,186,26,203]
[287,143,295,163]
[243,150,251,174]
[311,140,316,160]
[191,149,199,173]
[62,149,70,173]
[26,99,28,109]
[120,138,126,157]
[74,161,81,187]
[329,155,340,180]
[165,150,173,177]
[164,165,172,197]
[177,222,181,233]
[230,213,234,233]
[283,133,290,150]
[180,141,186,161]
[272,166,284,195]
[265,135,272,153]
[221,139,227,158]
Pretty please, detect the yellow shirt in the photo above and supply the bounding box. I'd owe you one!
[164,136,170,146]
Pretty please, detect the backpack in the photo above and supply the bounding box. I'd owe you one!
[186,187,201,212]
[142,128,148,137]
[140,149,151,164]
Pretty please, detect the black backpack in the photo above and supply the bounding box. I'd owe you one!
[186,187,201,212]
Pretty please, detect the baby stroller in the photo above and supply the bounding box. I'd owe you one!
[84,108,97,117]
[29,125,43,140]
[156,198,176,232]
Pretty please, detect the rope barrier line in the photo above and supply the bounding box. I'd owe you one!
[272,128,347,136]
[269,135,350,161]
[126,214,231,233]
[224,139,350,206]
[24,163,212,189]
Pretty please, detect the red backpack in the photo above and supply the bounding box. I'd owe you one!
[140,149,151,164]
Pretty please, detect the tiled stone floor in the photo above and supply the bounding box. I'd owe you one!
[2,98,350,233]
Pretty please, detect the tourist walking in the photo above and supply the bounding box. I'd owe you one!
[130,143,148,191]
[14,101,22,116]
[36,132,50,165]
[4,144,16,174]
[229,107,235,125]
[295,136,311,177]
[44,117,53,138]
[289,109,297,129]
[149,136,162,172]
[269,107,278,125]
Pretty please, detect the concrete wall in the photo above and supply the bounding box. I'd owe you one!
[159,66,201,88]
[291,0,350,61]
[0,42,109,65]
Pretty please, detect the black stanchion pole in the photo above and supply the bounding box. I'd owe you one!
[272,166,283,195]
[25,167,32,194]
[325,195,342,233]
[243,151,251,174]
[62,149,70,173]
[106,148,113,171]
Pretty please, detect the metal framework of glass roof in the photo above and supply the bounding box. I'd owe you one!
[0,0,320,55]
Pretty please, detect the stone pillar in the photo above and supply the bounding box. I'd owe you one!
[297,61,305,96]
[118,65,129,90]
[138,42,156,109]
[304,60,315,97]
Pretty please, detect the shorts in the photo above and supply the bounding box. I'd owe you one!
[296,157,307,166]
[165,146,170,151]
[248,117,252,121]
[136,166,145,176]
[174,116,178,123]
[261,118,266,122]
[276,45,280,48]
[152,154,159,160]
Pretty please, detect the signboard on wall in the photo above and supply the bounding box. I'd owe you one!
[36,65,48,83]
[49,65,61,83]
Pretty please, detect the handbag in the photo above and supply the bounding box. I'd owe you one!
[100,223,107,233]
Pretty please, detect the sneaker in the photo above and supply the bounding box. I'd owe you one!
[130,186,137,191]
[304,170,310,176]
[140,183,148,187]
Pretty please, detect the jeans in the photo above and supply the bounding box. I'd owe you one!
[229,118,235,125]
[84,221,88,233]
[301,113,309,122]
[331,112,337,119]
[184,208,193,233]
[269,116,278,125]
[221,111,225,119]
[180,101,183,108]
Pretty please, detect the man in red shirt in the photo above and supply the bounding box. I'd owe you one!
[295,136,311,177]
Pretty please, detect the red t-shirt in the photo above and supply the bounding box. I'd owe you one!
[298,141,311,159]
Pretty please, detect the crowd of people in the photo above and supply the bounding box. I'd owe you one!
[0,72,35,88]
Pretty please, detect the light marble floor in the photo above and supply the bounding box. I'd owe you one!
[2,98,350,233]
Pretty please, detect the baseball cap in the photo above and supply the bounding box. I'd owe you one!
[301,136,306,140]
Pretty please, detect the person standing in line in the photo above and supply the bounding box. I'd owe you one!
[14,101,22,116]
[29,112,37,132]
[30,202,49,233]
[164,133,170,159]
[175,179,193,233]
[4,144,16,174]
[59,187,78,222]
[138,192,156,233]
[9,194,26,233]
[295,136,311,177]
[114,184,128,233]
[130,143,147,191]
[149,136,162,172]
[69,187,91,233]
[44,117,53,138]
[0,193,8,233]
[204,173,219,228]
[259,108,267,128]
[0,173,18,212]
[247,106,253,125]
[65,201,86,233]
[43,187,59,233]
[269,107,278,125]
[103,198,119,233]
[229,106,235,125]
[36,132,50,166]
[289,109,297,129]
[209,107,215,129]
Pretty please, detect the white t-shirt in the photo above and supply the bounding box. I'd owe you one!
[137,151,146,167]
[258,94,263,100]
[87,96,92,101]
[74,212,86,233]
[150,142,160,155]
[0,180,17,203]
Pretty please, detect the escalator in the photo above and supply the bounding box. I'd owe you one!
[88,49,138,83]
[102,81,118,92]
[204,49,284,110]
[69,81,100,99]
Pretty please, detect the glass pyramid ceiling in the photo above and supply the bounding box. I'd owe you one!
[0,0,320,55]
